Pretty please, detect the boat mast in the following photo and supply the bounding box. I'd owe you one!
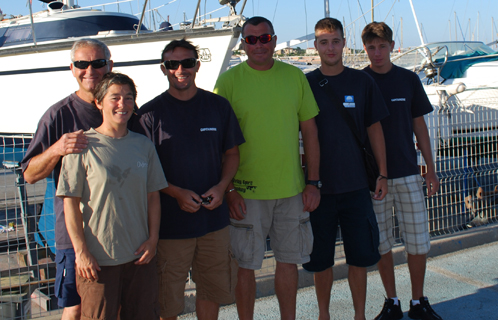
[400,17,403,49]
[477,12,479,41]
[455,12,457,41]
[239,0,248,15]
[371,0,374,22]
[192,0,202,27]
[28,0,38,46]
[324,0,329,18]
[408,0,424,45]
[493,17,495,47]
[136,0,149,34]
[449,20,451,41]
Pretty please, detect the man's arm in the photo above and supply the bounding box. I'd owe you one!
[203,145,240,210]
[135,191,161,265]
[367,121,388,200]
[63,196,100,281]
[300,117,321,212]
[24,130,88,184]
[413,116,439,197]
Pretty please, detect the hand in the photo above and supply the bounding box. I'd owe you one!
[302,184,320,212]
[134,237,158,265]
[201,184,225,210]
[55,129,89,156]
[75,249,101,281]
[174,188,202,213]
[372,176,388,201]
[225,190,246,220]
[424,171,440,197]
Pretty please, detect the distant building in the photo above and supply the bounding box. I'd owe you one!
[306,47,317,55]
[275,48,296,55]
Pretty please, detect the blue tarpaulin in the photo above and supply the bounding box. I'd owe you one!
[437,50,498,79]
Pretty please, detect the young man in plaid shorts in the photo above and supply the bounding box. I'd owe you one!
[362,22,442,320]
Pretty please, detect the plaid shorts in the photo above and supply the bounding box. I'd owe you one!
[372,174,431,255]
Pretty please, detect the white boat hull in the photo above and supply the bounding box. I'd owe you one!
[0,28,240,134]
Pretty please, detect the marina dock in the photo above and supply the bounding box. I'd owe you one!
[31,227,498,319]
[181,229,498,320]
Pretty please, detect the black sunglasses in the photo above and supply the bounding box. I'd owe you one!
[162,58,198,70]
[243,34,275,45]
[73,59,109,69]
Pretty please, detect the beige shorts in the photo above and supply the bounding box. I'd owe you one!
[229,193,313,270]
[373,174,431,255]
[156,227,237,318]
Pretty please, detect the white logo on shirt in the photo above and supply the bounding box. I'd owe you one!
[200,128,217,132]
[137,161,148,168]
[391,98,406,102]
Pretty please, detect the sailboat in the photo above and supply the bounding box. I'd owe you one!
[0,0,245,135]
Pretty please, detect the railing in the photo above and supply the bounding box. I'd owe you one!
[0,88,497,318]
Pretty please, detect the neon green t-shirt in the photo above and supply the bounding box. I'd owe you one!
[214,60,319,200]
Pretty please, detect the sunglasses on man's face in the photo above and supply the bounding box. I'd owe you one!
[161,58,198,70]
[243,34,275,45]
[73,59,109,69]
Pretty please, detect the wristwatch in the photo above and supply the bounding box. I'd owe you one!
[307,180,322,189]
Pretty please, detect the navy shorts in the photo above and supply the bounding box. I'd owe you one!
[303,188,380,271]
[55,248,81,308]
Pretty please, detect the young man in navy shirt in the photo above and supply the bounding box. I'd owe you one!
[304,18,389,320]
[362,22,442,320]
[133,39,244,320]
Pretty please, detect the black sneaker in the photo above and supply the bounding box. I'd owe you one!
[374,298,403,320]
[408,297,443,320]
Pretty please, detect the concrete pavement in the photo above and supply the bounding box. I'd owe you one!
[180,226,498,320]
[34,225,498,320]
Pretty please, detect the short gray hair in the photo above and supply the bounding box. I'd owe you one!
[70,39,111,61]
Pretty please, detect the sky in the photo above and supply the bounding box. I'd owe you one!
[2,0,498,50]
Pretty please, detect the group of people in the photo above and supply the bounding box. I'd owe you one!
[20,14,442,320]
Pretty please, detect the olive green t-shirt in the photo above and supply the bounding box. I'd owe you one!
[57,129,168,266]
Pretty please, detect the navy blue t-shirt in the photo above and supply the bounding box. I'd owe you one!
[363,65,433,179]
[21,93,103,250]
[307,67,389,195]
[133,89,245,239]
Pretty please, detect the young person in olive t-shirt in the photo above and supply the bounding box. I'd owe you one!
[58,73,167,320]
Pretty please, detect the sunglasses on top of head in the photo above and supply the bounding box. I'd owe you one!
[161,58,198,70]
[73,59,109,69]
[243,34,275,45]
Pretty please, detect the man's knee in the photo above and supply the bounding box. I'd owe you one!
[237,267,255,280]
[276,261,297,271]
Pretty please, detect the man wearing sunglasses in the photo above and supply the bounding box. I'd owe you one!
[133,39,244,320]
[214,16,320,320]
[21,39,113,320]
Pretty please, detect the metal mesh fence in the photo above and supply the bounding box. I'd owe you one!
[0,88,497,318]
[426,90,498,236]
[1,134,58,319]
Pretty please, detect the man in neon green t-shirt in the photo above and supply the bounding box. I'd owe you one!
[214,16,321,320]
